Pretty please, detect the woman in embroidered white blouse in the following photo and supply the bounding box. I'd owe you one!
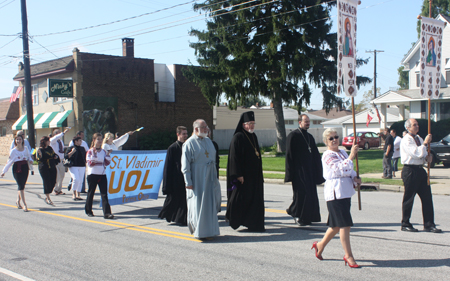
[311,128,362,268]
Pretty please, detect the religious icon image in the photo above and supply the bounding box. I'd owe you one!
[343,17,354,57]
[426,37,436,67]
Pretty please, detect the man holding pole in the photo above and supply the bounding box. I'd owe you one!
[400,118,441,233]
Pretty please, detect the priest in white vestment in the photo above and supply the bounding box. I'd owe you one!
[181,119,221,239]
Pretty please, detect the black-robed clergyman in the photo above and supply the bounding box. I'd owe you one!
[226,111,265,231]
[158,126,189,226]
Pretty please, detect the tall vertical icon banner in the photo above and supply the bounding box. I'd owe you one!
[337,0,358,97]
[420,17,444,99]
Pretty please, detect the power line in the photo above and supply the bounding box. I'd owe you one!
[0,34,19,50]
[0,0,15,10]
[0,0,395,66]
[33,1,197,37]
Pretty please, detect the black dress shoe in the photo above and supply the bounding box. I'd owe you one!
[401,226,418,232]
[86,213,94,217]
[424,226,442,233]
[104,214,114,219]
[297,219,312,226]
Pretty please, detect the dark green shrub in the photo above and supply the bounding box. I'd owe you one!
[389,118,450,141]
[138,131,177,150]
[433,119,450,141]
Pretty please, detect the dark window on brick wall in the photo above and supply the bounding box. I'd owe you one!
[154,82,159,102]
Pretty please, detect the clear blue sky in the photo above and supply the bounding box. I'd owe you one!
[0,0,424,109]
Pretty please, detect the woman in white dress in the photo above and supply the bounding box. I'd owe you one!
[1,135,34,212]
[311,128,361,268]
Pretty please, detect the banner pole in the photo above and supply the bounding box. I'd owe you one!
[352,97,361,210]
[427,0,432,185]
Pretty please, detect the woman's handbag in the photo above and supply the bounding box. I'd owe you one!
[63,158,73,167]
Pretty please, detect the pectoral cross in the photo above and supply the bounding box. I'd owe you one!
[205,150,209,158]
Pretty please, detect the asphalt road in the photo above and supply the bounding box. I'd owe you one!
[0,172,449,281]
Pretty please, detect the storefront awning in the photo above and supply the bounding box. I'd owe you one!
[12,110,73,131]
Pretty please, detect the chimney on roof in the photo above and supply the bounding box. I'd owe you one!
[122,38,134,58]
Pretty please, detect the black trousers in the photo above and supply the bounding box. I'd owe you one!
[401,165,435,228]
[85,174,112,216]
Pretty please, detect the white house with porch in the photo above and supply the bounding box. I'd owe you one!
[371,14,450,127]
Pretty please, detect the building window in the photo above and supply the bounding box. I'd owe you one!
[284,120,294,125]
[32,84,38,105]
[416,73,420,87]
[440,102,450,120]
[154,82,159,102]
[0,127,6,136]
[446,70,450,85]
[313,120,322,125]
[53,97,69,102]
[421,100,427,119]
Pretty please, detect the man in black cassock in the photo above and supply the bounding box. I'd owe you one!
[226,111,265,231]
[285,114,325,226]
[158,126,189,225]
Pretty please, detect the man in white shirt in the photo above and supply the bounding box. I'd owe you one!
[10,130,32,152]
[400,118,441,233]
[67,131,90,193]
[50,127,71,195]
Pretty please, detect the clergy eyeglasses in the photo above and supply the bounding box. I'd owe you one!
[328,136,339,141]
[244,122,256,126]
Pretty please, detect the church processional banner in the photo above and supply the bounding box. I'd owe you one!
[102,150,167,206]
[420,17,445,99]
[337,0,358,97]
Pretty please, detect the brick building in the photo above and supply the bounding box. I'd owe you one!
[0,98,20,156]
[12,38,213,148]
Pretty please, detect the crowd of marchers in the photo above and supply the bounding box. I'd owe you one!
[158,113,442,269]
[1,128,134,219]
[2,113,442,268]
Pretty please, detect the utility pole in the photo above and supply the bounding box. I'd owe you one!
[20,0,35,148]
[365,50,384,99]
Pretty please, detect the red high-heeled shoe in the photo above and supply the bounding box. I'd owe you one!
[311,241,323,260]
[343,256,360,268]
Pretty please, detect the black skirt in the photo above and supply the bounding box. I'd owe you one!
[39,166,57,194]
[326,197,353,227]
[13,162,29,191]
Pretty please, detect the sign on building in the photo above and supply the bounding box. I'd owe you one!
[48,79,73,98]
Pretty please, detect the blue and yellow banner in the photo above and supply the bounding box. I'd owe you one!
[104,150,167,206]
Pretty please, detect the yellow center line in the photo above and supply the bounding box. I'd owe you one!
[0,179,43,185]
[0,202,201,243]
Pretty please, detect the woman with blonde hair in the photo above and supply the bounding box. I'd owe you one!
[102,131,134,153]
[311,128,361,268]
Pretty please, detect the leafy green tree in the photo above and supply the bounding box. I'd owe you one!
[417,0,450,37]
[397,66,409,90]
[183,0,370,152]
[239,95,267,108]
[354,87,381,111]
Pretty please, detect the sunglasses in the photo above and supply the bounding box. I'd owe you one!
[328,136,339,141]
